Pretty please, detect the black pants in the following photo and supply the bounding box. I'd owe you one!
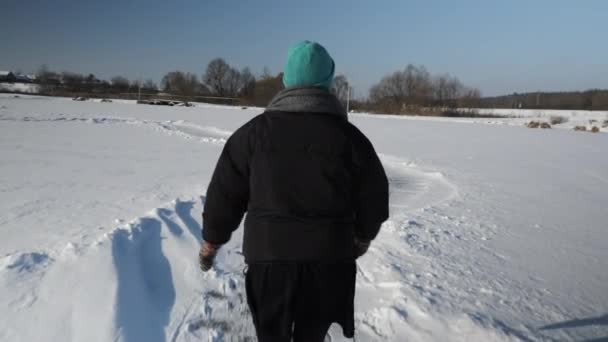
[245,262,356,342]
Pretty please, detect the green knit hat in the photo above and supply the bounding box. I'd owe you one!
[282,41,335,89]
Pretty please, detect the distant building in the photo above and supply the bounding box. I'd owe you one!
[0,71,17,83]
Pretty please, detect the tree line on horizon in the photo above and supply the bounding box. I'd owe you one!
[479,90,608,111]
[24,62,608,112]
[33,61,284,106]
[364,64,482,114]
[31,60,350,107]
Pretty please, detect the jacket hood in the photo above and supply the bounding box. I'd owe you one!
[266,86,347,119]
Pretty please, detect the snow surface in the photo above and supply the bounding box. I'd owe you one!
[1,94,607,341]
[472,108,608,132]
[0,83,40,94]
[355,108,608,134]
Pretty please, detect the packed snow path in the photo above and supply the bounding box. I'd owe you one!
[1,95,607,341]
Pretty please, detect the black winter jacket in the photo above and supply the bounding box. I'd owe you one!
[202,87,389,263]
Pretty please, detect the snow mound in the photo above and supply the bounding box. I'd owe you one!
[381,154,457,213]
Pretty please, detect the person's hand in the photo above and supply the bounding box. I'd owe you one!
[199,241,221,272]
[354,237,371,259]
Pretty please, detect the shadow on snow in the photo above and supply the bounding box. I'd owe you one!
[540,313,608,330]
[175,199,203,244]
[112,217,176,342]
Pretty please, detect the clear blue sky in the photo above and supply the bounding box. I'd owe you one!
[1,0,606,97]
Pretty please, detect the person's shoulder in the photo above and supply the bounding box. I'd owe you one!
[240,113,267,129]
[226,113,267,150]
[231,113,266,137]
[344,121,373,147]
[345,121,363,135]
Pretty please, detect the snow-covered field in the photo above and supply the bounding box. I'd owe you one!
[367,108,608,133]
[473,108,608,132]
[1,94,607,341]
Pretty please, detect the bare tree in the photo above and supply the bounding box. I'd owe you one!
[62,72,86,92]
[433,74,450,105]
[142,79,158,93]
[370,64,477,113]
[433,74,464,107]
[240,67,256,97]
[204,58,231,96]
[252,72,284,106]
[224,68,243,97]
[162,71,201,98]
[446,77,463,102]
[457,87,482,108]
[402,64,432,105]
[111,76,130,93]
[369,70,408,112]
[162,72,181,92]
[203,58,254,97]
[130,79,142,93]
[331,74,350,105]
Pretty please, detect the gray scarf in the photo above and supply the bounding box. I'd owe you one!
[266,86,347,120]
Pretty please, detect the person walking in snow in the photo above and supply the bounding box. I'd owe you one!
[199,40,389,341]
